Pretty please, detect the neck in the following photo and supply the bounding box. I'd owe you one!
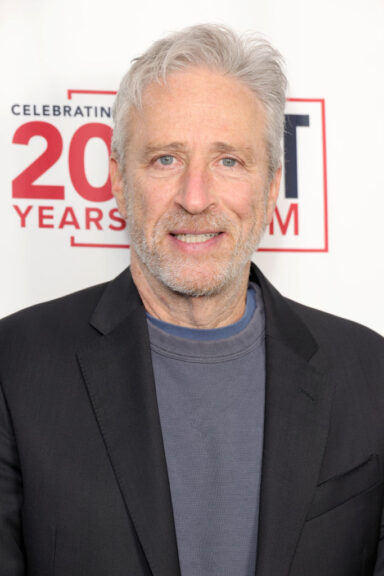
[130,254,251,330]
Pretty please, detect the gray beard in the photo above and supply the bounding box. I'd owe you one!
[124,191,267,297]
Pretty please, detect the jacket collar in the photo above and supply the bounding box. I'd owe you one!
[89,266,143,335]
[89,263,318,361]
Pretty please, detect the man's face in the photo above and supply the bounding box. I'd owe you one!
[111,67,281,297]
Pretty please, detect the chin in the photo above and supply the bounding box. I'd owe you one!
[155,262,244,298]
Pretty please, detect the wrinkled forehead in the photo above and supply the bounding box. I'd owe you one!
[124,67,268,157]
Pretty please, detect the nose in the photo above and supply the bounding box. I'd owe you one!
[176,163,215,214]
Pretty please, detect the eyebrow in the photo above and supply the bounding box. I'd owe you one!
[211,142,257,163]
[141,141,257,163]
[141,142,187,158]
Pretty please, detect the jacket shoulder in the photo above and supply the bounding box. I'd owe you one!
[0,281,107,331]
[286,297,384,356]
[0,281,109,372]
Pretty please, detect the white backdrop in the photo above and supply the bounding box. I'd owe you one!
[1,0,383,335]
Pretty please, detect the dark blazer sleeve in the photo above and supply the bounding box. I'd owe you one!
[0,380,25,575]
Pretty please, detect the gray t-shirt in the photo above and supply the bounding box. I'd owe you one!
[147,284,266,576]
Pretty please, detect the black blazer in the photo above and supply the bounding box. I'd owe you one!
[0,264,383,576]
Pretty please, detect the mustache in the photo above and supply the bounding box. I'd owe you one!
[153,210,234,235]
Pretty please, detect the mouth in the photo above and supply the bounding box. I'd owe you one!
[171,232,222,244]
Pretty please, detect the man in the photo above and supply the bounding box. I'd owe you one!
[0,24,384,576]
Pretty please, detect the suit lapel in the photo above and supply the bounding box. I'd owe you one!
[77,270,180,576]
[254,267,335,576]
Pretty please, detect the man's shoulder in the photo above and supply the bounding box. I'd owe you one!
[0,266,139,362]
[0,280,110,364]
[285,296,384,357]
[252,263,383,355]
[1,281,107,332]
[253,263,383,356]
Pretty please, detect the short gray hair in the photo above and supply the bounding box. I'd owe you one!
[111,24,287,179]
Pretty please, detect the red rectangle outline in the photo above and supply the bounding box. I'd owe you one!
[67,89,117,99]
[70,236,130,249]
[67,92,329,253]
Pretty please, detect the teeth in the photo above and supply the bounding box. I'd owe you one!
[174,233,219,243]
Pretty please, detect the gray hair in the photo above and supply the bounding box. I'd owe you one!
[111,24,287,179]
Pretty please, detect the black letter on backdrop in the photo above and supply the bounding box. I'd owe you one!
[284,114,310,198]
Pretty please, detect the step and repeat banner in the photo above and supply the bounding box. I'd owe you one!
[1,0,383,334]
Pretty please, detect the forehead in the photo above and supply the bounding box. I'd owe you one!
[127,67,266,150]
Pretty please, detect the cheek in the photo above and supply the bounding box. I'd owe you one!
[221,182,263,222]
[133,173,175,211]
[129,179,173,237]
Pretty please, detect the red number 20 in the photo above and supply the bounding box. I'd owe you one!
[12,121,112,202]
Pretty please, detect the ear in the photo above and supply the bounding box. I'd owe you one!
[266,165,282,225]
[110,157,127,219]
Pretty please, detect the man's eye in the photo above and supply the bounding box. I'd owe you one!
[157,155,175,166]
[220,157,237,167]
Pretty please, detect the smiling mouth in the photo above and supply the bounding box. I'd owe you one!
[172,233,221,243]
